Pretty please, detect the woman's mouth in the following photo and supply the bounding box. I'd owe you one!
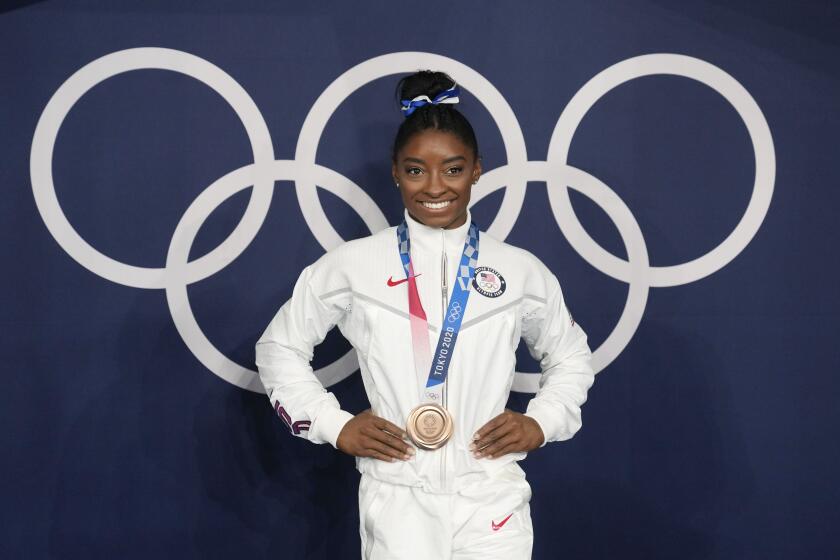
[420,200,452,210]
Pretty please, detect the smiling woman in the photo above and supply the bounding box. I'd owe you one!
[256,69,595,560]
[393,128,481,229]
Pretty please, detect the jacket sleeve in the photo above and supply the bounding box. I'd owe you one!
[520,273,595,447]
[255,263,354,449]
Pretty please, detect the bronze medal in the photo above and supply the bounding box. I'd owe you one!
[406,403,454,450]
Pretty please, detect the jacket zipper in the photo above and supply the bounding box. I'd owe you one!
[440,230,448,491]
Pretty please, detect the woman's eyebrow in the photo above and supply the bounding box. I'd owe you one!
[401,155,466,164]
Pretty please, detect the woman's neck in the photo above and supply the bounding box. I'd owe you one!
[406,210,467,230]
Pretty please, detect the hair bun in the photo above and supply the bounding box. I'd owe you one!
[391,69,478,161]
[396,70,457,108]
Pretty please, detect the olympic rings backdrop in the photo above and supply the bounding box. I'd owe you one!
[3,1,839,558]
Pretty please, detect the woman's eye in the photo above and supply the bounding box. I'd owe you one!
[405,167,422,175]
[445,166,463,175]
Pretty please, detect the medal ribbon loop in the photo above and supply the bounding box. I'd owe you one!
[396,220,480,403]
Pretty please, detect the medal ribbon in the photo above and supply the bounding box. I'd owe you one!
[396,220,480,402]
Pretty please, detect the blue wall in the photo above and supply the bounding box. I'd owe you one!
[2,1,838,557]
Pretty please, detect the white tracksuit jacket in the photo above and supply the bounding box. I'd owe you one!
[255,210,595,495]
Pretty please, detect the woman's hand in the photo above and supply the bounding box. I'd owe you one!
[336,409,416,462]
[470,409,545,459]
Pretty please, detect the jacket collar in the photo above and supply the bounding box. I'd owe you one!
[403,209,472,257]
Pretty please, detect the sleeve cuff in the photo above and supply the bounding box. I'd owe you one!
[311,406,355,449]
[523,407,552,448]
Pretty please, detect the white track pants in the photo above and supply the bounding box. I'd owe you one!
[358,468,533,559]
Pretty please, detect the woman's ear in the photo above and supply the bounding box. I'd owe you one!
[473,155,482,183]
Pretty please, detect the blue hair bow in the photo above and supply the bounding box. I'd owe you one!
[400,85,461,117]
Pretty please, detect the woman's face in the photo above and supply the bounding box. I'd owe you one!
[392,129,481,230]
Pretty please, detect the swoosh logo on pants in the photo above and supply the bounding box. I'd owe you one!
[387,274,421,287]
[491,512,514,531]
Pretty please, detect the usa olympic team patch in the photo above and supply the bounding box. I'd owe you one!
[472,267,506,298]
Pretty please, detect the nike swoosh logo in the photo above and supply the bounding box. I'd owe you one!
[491,512,514,531]
[387,274,421,287]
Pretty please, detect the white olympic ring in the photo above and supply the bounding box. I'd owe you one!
[29,48,775,394]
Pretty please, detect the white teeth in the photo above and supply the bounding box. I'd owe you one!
[421,200,451,209]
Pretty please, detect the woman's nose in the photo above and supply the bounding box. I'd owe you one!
[425,175,447,197]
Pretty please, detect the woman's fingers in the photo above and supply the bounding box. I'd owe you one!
[374,416,409,441]
[473,427,515,456]
[364,424,414,457]
[473,411,509,441]
[471,410,546,458]
[472,417,514,453]
[369,450,395,462]
[364,437,412,461]
[483,440,521,459]
[476,433,521,459]
[357,414,415,461]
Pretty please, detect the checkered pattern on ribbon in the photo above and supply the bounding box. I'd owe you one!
[396,221,411,275]
[461,223,480,280]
